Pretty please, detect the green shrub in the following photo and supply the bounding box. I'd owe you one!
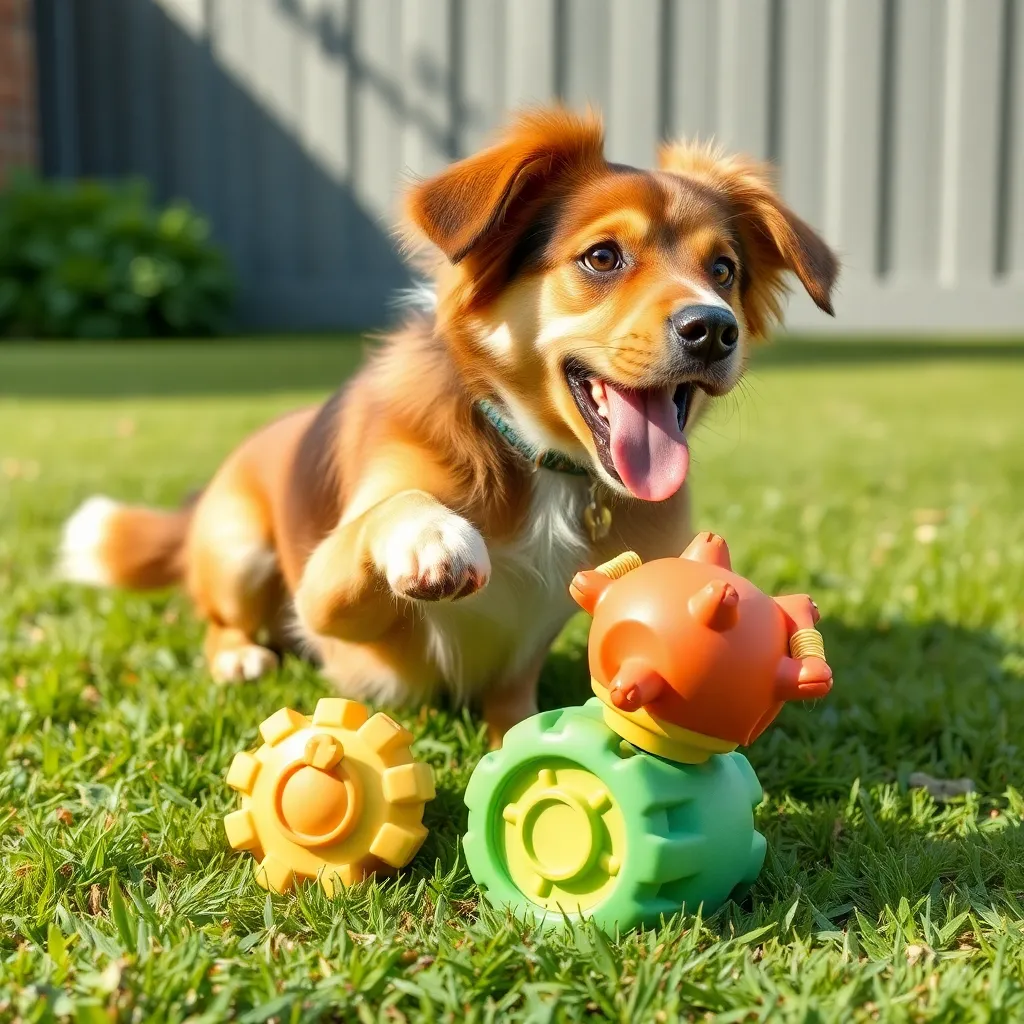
[0,176,234,339]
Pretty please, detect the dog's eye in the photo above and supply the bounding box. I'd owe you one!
[580,243,623,274]
[711,257,736,288]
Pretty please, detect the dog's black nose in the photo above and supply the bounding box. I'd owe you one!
[668,305,739,363]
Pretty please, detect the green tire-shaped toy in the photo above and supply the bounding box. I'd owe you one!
[463,700,766,931]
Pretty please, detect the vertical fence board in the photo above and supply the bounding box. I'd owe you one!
[562,0,611,116]
[402,0,452,176]
[888,0,945,284]
[665,0,717,141]
[505,0,557,108]
[161,0,217,223]
[606,0,660,166]
[351,0,405,258]
[207,0,257,276]
[937,0,1003,286]
[296,0,353,279]
[123,0,164,195]
[1005,0,1024,279]
[821,0,885,283]
[74,0,117,176]
[34,0,79,177]
[249,1,304,280]
[459,0,504,156]
[776,0,828,225]
[715,0,773,158]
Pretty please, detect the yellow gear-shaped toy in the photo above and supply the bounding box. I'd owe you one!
[223,699,435,894]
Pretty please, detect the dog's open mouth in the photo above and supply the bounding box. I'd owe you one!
[565,360,694,502]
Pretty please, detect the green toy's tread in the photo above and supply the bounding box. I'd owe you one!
[726,749,765,807]
[463,699,766,932]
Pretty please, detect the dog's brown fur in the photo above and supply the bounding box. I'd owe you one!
[59,108,838,744]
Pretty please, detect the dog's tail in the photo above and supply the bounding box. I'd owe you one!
[57,494,196,590]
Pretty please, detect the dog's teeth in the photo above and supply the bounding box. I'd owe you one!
[589,379,610,420]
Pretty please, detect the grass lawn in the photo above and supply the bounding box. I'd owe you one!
[2,336,1024,1022]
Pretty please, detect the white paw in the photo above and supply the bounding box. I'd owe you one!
[378,508,490,602]
[211,645,279,684]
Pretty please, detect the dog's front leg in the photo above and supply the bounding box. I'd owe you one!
[295,489,491,643]
[482,649,547,748]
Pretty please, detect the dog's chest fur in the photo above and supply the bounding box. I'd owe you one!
[420,471,591,696]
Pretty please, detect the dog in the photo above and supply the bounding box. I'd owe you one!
[58,108,838,745]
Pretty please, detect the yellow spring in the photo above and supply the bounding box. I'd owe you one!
[790,627,826,661]
[594,550,642,579]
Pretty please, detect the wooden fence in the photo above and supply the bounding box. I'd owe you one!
[34,0,1024,332]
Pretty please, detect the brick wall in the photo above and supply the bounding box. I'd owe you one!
[0,0,37,188]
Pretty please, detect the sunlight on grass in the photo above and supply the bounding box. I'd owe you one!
[1,338,1023,1020]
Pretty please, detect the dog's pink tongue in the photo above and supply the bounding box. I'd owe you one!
[604,384,690,501]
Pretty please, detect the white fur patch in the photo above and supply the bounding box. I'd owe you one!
[481,322,515,358]
[57,495,121,586]
[391,281,438,313]
[195,506,278,623]
[685,283,733,311]
[419,472,590,699]
[535,310,601,349]
[221,537,278,596]
[498,472,591,590]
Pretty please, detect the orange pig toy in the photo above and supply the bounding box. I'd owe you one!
[569,532,833,763]
[463,531,834,931]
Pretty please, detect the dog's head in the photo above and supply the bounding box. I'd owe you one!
[405,109,838,502]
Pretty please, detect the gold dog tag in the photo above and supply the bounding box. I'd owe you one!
[583,485,613,543]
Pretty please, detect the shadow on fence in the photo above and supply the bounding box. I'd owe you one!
[35,0,418,331]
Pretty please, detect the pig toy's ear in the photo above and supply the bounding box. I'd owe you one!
[681,531,732,570]
[569,570,612,615]
[568,550,642,615]
[688,579,740,631]
[773,593,820,629]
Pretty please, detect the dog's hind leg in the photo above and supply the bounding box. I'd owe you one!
[186,468,284,684]
[203,623,279,683]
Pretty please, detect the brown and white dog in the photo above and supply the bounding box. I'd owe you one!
[59,108,838,744]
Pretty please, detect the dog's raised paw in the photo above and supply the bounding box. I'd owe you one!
[211,645,279,684]
[381,509,491,602]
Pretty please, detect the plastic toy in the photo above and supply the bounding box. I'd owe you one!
[463,531,832,931]
[224,698,435,894]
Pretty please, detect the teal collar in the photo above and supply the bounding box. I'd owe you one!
[477,399,589,476]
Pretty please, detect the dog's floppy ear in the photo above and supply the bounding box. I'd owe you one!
[659,142,839,337]
[406,108,605,265]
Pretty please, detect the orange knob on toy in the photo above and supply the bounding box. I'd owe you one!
[272,734,362,847]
